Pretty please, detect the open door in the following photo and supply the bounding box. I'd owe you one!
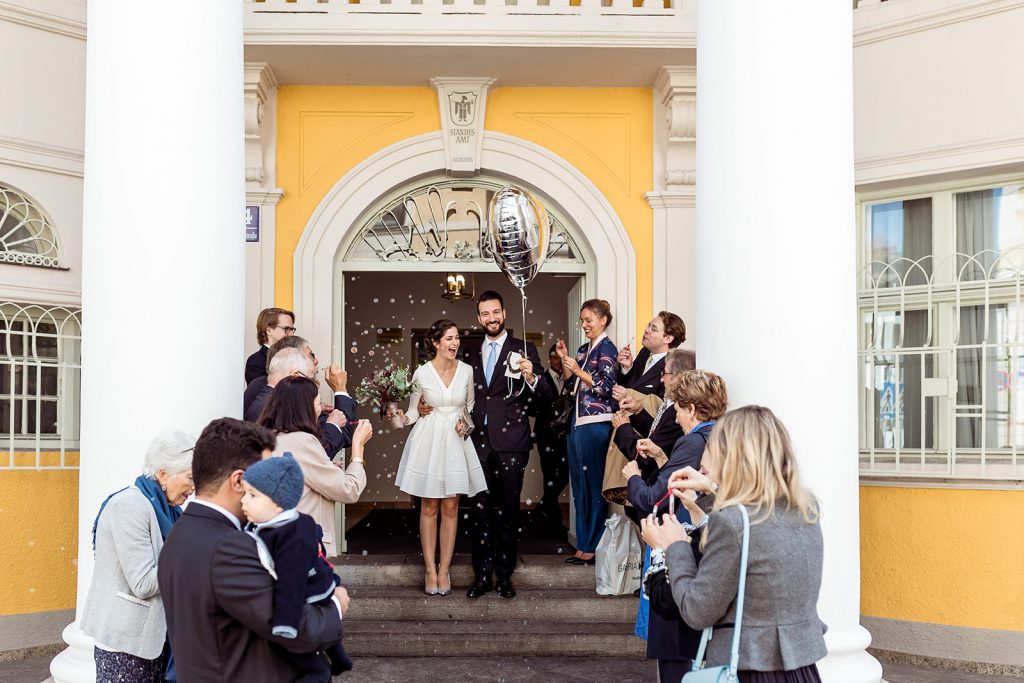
[564,276,586,547]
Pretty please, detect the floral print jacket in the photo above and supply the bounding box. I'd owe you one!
[573,334,619,426]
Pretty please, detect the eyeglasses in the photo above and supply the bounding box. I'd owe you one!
[662,371,677,378]
[273,325,297,335]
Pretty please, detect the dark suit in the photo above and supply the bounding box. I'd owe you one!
[158,503,343,683]
[245,346,269,386]
[618,348,666,398]
[243,375,268,416]
[244,385,357,459]
[533,369,570,526]
[462,334,550,583]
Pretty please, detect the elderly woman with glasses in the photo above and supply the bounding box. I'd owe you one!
[80,431,196,683]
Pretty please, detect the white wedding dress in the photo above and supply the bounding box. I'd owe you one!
[394,360,488,499]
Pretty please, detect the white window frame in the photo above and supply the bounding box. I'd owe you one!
[858,173,1024,486]
[0,301,81,469]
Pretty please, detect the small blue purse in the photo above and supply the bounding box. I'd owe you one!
[682,504,750,683]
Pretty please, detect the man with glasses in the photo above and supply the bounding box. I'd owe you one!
[245,307,297,385]
[612,311,686,401]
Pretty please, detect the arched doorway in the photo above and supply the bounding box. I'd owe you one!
[293,131,635,549]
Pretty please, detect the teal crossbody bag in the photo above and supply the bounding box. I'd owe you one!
[682,504,750,683]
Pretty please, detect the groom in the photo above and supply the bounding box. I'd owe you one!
[462,290,548,598]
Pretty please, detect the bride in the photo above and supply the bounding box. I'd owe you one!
[388,318,487,595]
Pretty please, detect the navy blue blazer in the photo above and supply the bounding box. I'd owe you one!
[626,422,713,517]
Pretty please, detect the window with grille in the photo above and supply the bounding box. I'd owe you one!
[0,183,62,268]
[859,181,1024,481]
[0,302,81,467]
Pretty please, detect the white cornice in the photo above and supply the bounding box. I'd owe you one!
[0,280,81,308]
[0,135,84,178]
[244,62,279,104]
[653,66,696,106]
[860,475,1024,491]
[644,189,695,209]
[246,188,284,205]
[0,0,85,40]
[854,0,1024,46]
[855,134,1024,185]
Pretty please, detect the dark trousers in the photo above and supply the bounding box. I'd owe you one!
[470,428,528,583]
[536,432,569,525]
[658,659,692,683]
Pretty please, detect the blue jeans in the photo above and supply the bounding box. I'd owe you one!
[567,419,612,552]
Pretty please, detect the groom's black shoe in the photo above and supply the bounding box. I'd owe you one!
[466,579,493,599]
[496,580,516,598]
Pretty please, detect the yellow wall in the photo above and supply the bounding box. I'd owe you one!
[0,459,79,615]
[274,86,653,337]
[860,486,1024,631]
[275,86,441,306]
[486,87,653,333]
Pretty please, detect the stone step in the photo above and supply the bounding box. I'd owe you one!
[344,587,638,624]
[334,553,596,590]
[343,620,646,658]
[333,656,657,682]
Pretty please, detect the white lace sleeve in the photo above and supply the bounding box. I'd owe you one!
[464,362,475,414]
[404,366,424,426]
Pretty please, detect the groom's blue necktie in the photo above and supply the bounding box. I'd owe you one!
[484,341,498,385]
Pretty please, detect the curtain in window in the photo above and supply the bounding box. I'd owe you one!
[956,305,1000,449]
[957,189,996,281]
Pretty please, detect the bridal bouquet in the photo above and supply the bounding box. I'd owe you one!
[354,365,418,428]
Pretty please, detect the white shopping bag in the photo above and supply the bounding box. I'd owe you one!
[594,513,643,596]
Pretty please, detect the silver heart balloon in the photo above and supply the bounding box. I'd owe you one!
[487,186,550,290]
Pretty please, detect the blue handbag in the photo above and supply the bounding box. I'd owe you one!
[682,504,750,683]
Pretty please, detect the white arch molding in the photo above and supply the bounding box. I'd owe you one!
[293,131,637,365]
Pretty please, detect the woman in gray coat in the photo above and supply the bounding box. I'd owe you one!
[641,405,827,682]
[80,431,195,683]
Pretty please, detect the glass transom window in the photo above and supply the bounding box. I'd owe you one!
[0,183,62,269]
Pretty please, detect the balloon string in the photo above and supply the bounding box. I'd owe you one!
[505,287,529,399]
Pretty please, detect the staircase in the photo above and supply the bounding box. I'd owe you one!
[335,553,646,659]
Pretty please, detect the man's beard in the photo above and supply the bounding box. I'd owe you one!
[486,320,506,337]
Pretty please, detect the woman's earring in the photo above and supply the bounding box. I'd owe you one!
[161,484,167,492]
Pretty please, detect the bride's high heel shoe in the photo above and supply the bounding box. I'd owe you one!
[424,570,439,596]
[437,572,452,596]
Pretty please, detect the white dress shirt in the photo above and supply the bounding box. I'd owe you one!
[644,351,667,375]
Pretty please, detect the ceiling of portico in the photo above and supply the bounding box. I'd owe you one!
[243,45,694,87]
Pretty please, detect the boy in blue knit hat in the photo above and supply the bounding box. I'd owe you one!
[242,453,352,682]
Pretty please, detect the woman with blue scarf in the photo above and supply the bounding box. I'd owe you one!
[81,431,195,683]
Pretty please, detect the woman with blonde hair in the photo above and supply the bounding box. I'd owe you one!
[641,405,827,682]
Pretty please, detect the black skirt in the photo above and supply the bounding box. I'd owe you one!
[739,664,822,683]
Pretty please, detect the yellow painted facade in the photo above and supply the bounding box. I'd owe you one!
[275,86,441,307]
[274,85,654,339]
[860,486,1024,631]
[0,463,79,615]
[4,87,1021,646]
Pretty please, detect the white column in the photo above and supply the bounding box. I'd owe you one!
[49,3,244,682]
[695,3,882,683]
